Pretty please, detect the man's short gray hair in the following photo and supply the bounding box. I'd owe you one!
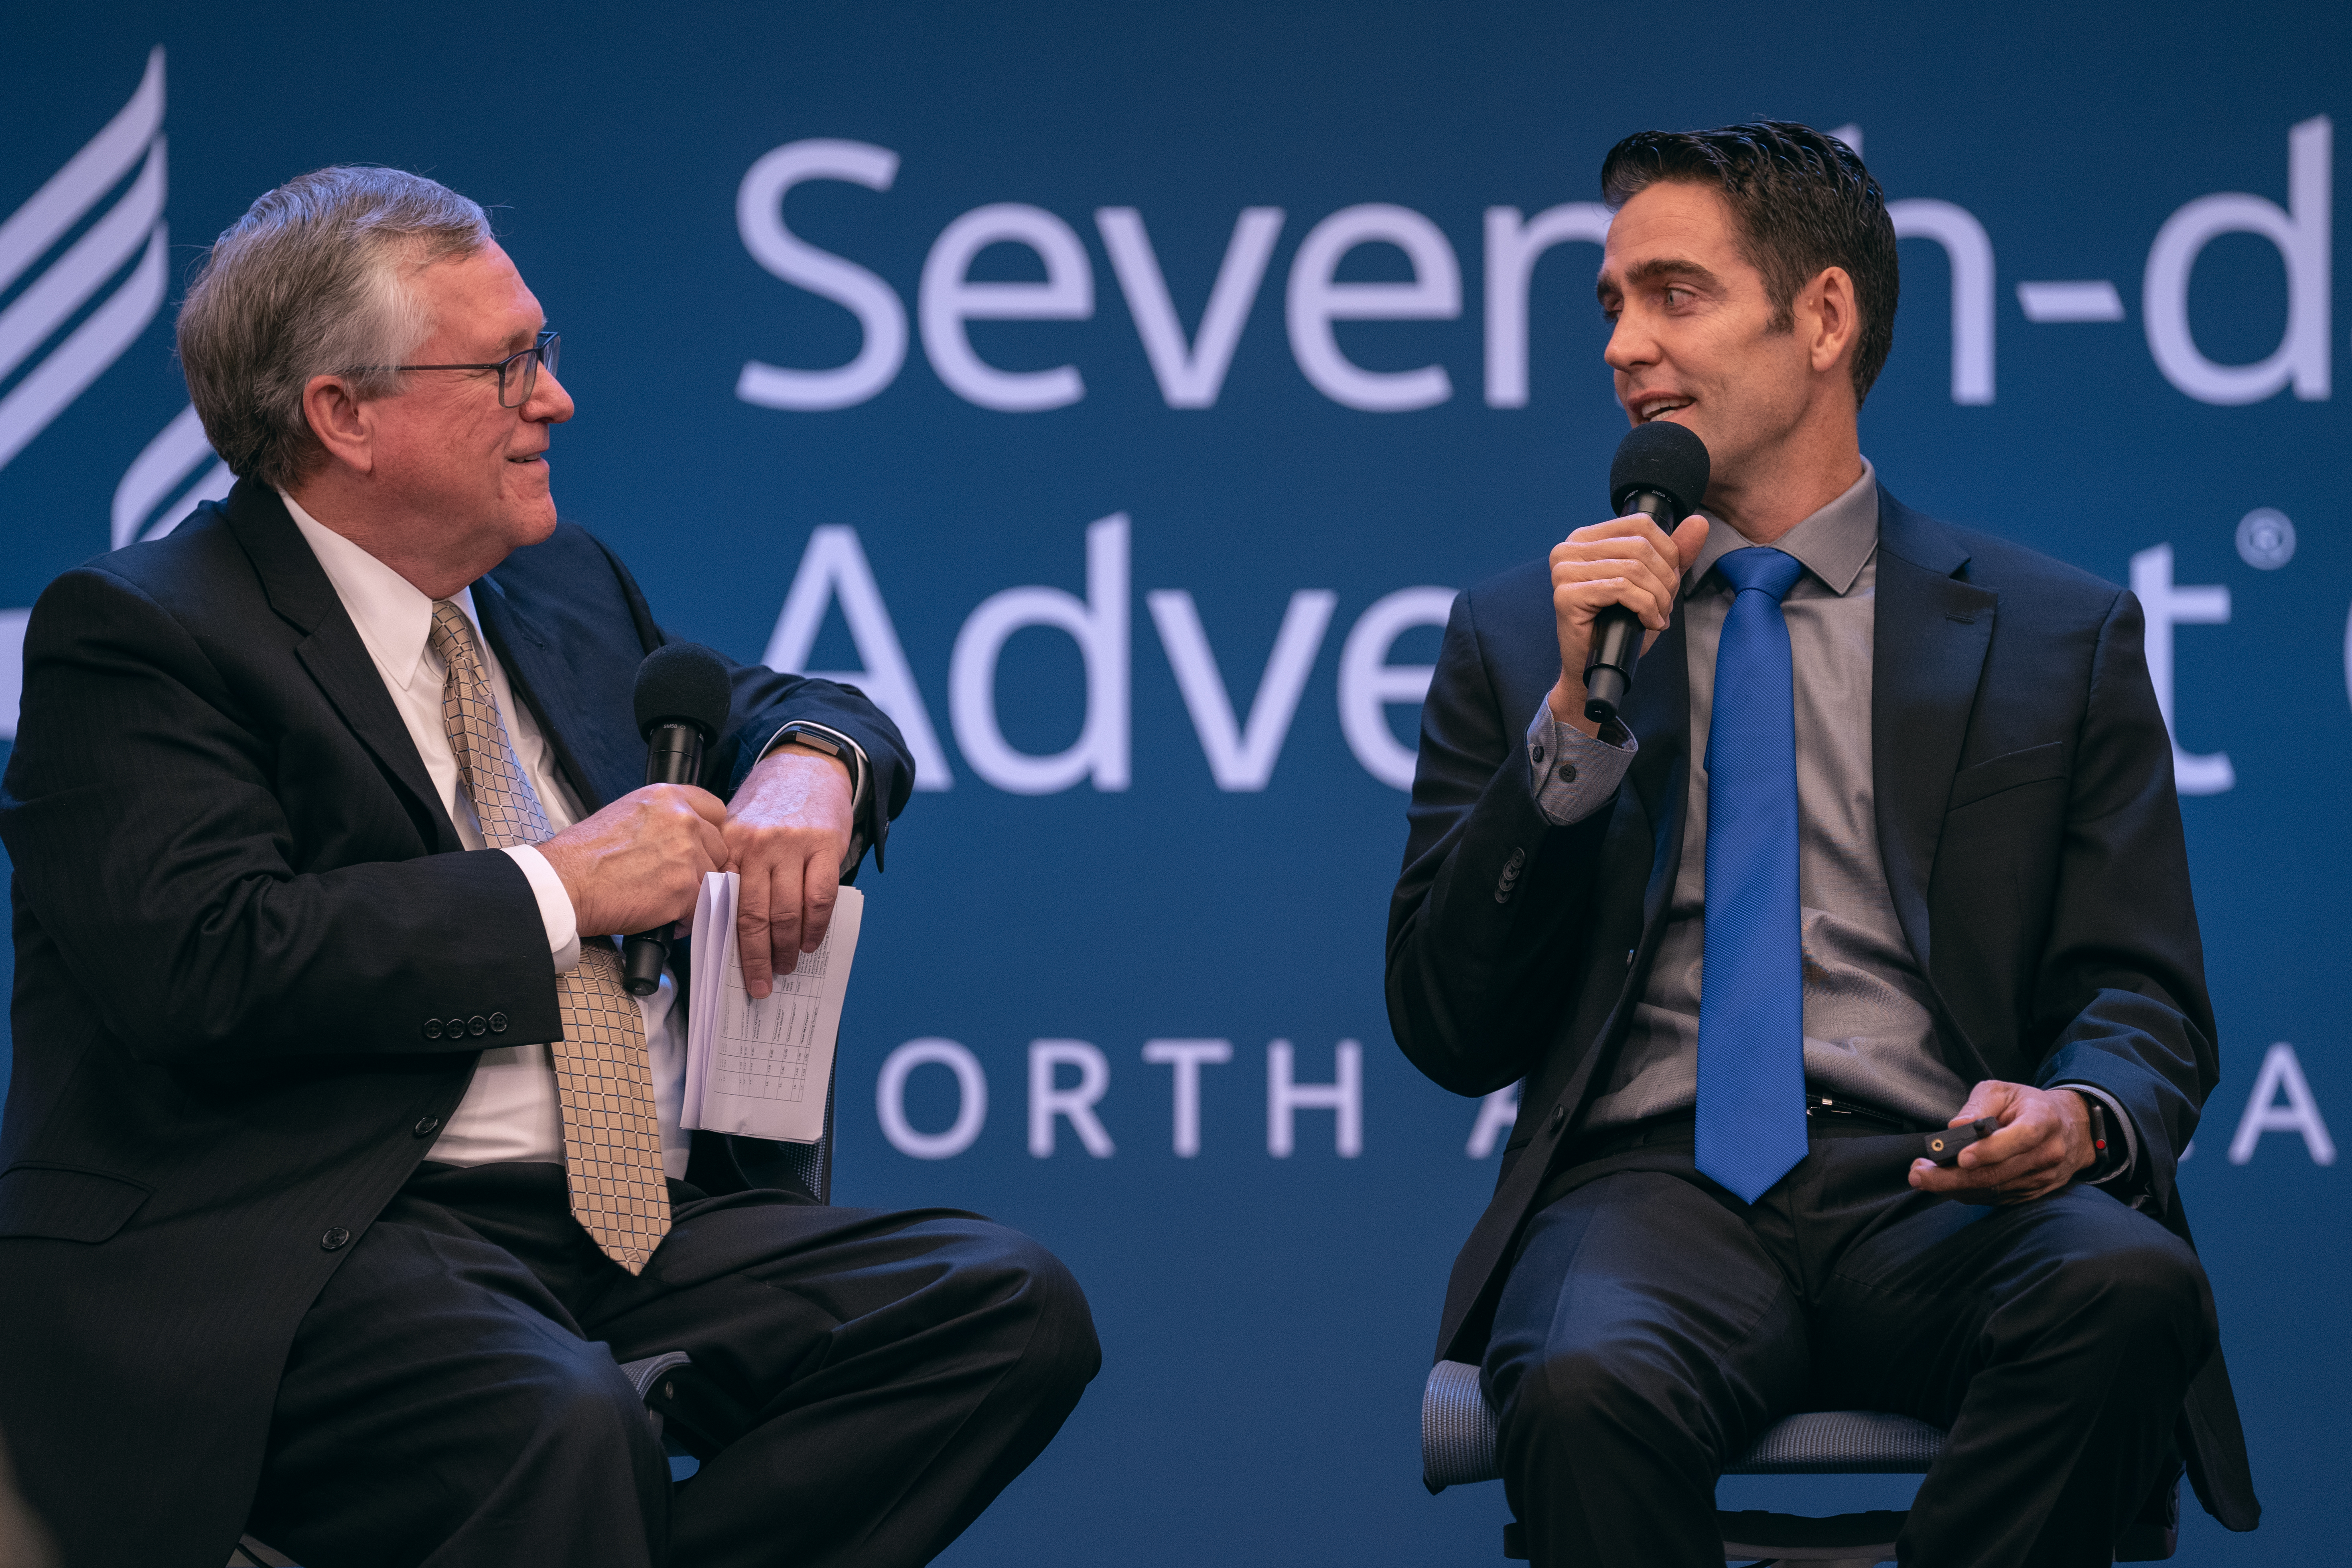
[177,166,492,490]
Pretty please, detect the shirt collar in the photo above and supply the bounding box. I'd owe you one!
[279,489,482,691]
[1687,456,1880,596]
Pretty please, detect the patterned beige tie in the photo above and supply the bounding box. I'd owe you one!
[429,599,670,1273]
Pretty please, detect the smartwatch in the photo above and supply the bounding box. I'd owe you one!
[773,722,862,805]
[2082,1095,2123,1181]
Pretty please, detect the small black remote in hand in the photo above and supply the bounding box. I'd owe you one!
[1922,1116,2003,1166]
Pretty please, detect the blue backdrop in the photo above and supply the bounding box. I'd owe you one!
[2,4,2345,1562]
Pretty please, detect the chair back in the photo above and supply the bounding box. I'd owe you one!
[775,1063,837,1204]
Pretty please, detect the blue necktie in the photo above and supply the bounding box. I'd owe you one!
[1696,548,1809,1203]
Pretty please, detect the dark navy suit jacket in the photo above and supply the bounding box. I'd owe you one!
[1385,487,2256,1531]
[0,480,912,1567]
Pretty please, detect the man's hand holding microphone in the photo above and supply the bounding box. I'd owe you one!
[536,643,859,1004]
[1549,421,1713,736]
[1547,512,1709,736]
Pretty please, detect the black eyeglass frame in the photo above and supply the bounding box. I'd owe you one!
[359,329,560,408]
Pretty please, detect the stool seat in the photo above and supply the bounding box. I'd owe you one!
[1421,1359,1944,1492]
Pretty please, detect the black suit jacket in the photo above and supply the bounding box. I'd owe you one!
[0,480,913,1568]
[1386,487,2257,1531]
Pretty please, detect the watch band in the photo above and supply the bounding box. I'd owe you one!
[775,722,861,801]
[2084,1096,2117,1178]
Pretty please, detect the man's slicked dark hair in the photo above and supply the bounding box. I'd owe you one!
[1600,121,1899,405]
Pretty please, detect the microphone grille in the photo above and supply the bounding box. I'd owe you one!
[632,642,735,741]
[1609,420,1712,519]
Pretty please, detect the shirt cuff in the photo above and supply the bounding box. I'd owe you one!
[1524,700,1638,826]
[501,845,581,973]
[2052,1082,2139,1185]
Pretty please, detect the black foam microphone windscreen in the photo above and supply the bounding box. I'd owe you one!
[1608,419,1712,522]
[633,641,735,741]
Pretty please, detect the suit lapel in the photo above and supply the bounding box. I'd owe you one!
[1870,490,1997,978]
[222,480,460,854]
[1618,610,1692,937]
[471,572,640,814]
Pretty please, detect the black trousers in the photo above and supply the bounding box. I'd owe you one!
[246,1162,1099,1568]
[1483,1118,2212,1568]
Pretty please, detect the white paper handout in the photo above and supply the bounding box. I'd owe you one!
[681,872,864,1144]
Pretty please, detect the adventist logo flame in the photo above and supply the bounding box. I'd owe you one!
[0,47,170,476]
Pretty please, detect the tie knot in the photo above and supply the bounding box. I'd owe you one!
[428,599,477,665]
[1712,547,1806,604]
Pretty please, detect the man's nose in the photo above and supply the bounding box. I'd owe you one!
[527,365,575,424]
[1603,310,1655,374]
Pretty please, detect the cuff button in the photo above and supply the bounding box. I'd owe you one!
[489,1012,508,1033]
[423,1019,444,1040]
[468,1016,489,1037]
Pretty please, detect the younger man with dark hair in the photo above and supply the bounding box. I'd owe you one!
[1388,122,2256,1566]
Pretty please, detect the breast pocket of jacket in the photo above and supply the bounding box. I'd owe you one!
[0,1163,153,1243]
[1945,741,2070,814]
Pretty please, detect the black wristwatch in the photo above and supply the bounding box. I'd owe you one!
[773,722,863,805]
[2082,1096,2123,1181]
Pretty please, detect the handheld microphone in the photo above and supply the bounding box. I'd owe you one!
[1584,421,1712,725]
[620,642,736,997]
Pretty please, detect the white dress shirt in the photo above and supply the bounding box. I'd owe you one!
[282,495,694,1179]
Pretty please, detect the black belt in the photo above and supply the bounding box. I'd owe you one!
[1564,1097,1919,1163]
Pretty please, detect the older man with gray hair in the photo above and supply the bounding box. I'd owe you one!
[0,166,1096,1568]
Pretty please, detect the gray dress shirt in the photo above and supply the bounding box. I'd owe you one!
[1522,459,2138,1175]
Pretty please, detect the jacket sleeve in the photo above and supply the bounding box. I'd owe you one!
[2028,587,2218,1217]
[1384,588,1617,1097]
[0,566,563,1068]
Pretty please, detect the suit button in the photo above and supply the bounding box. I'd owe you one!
[1495,846,1528,904]
[423,1019,444,1040]
[1547,1105,1567,1134]
[1557,762,1577,783]
[320,1227,351,1252]
[413,1116,442,1138]
[468,1015,489,1037]
[489,1012,508,1033]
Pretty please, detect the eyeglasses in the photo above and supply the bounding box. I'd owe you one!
[365,329,560,408]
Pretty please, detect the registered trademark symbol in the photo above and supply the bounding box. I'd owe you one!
[2235,508,2295,570]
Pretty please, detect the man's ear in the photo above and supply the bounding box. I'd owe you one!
[1803,266,1860,381]
[301,373,375,476]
